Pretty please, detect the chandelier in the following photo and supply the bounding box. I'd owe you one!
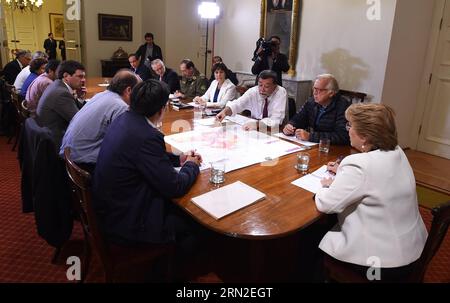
[2,0,44,12]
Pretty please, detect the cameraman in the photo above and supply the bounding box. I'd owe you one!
[251,35,289,86]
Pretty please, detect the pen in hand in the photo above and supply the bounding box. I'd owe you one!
[327,156,345,174]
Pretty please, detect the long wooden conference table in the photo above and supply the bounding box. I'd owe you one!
[86,77,354,281]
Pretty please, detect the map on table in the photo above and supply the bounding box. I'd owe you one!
[164,125,303,172]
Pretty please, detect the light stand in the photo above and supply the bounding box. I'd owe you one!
[198,2,220,75]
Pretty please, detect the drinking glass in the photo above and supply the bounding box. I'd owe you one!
[296,152,310,173]
[319,138,330,153]
[210,162,225,184]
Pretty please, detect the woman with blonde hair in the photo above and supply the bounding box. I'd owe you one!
[315,103,427,282]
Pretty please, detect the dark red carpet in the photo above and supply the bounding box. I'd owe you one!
[0,135,448,282]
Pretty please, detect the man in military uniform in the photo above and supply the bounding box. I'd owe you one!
[175,59,208,99]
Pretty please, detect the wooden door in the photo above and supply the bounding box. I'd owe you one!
[417,0,450,159]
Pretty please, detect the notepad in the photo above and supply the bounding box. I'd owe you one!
[291,165,335,193]
[191,181,266,220]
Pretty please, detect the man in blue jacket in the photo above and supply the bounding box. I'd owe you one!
[92,79,205,278]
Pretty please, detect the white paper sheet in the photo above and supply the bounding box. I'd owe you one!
[191,181,266,220]
[273,133,318,147]
[224,115,257,126]
[165,125,303,173]
[291,165,335,193]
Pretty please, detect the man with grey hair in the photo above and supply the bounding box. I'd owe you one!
[2,50,32,85]
[283,74,350,145]
[14,51,49,93]
[151,59,180,93]
[60,69,140,173]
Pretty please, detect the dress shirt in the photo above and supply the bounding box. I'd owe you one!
[60,90,128,164]
[14,66,31,93]
[25,73,54,115]
[315,147,428,268]
[201,79,236,108]
[226,85,287,127]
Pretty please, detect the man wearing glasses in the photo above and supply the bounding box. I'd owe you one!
[283,74,350,145]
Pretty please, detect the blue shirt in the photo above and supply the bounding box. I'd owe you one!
[60,90,128,163]
[20,73,38,97]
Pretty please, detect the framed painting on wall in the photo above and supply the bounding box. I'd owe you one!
[260,0,302,76]
[98,14,133,41]
[49,13,64,40]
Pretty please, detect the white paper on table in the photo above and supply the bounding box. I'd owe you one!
[97,83,109,87]
[191,181,266,220]
[194,117,219,126]
[187,101,201,108]
[273,133,318,147]
[291,165,335,193]
[224,115,257,126]
[164,125,303,173]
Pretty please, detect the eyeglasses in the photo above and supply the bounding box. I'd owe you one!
[346,121,352,131]
[313,87,328,93]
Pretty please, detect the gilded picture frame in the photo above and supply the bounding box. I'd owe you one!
[260,0,301,76]
[98,14,133,41]
[49,13,64,41]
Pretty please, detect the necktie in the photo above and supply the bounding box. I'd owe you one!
[262,98,268,118]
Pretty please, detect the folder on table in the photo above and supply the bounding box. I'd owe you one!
[191,181,266,220]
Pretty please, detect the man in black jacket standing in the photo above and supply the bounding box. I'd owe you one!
[44,33,58,60]
[251,35,289,86]
[135,32,163,69]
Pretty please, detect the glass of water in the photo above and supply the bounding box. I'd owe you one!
[319,138,330,153]
[296,152,310,173]
[210,162,225,184]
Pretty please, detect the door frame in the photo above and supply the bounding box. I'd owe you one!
[410,0,447,149]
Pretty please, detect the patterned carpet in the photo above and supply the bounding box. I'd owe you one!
[0,135,448,283]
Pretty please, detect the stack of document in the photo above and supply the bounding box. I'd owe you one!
[291,165,335,193]
[191,181,266,220]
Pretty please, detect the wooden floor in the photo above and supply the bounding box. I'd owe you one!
[405,149,450,196]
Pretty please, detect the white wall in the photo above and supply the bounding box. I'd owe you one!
[381,0,435,147]
[215,0,261,73]
[141,0,166,58]
[164,0,204,71]
[296,0,396,102]
[81,0,143,76]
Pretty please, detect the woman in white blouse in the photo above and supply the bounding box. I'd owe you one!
[193,63,236,108]
[316,103,427,282]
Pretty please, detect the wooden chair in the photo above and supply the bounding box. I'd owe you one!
[63,147,174,282]
[339,89,367,104]
[324,200,450,283]
[7,85,23,151]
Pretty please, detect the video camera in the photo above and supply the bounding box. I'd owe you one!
[252,37,276,61]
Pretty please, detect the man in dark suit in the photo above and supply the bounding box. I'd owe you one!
[44,33,58,60]
[135,32,163,69]
[251,35,290,86]
[36,60,85,150]
[2,50,31,85]
[283,74,350,145]
[128,53,152,81]
[150,59,180,93]
[92,80,205,277]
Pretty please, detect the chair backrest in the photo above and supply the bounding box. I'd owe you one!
[339,89,367,104]
[410,200,450,282]
[63,147,114,279]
